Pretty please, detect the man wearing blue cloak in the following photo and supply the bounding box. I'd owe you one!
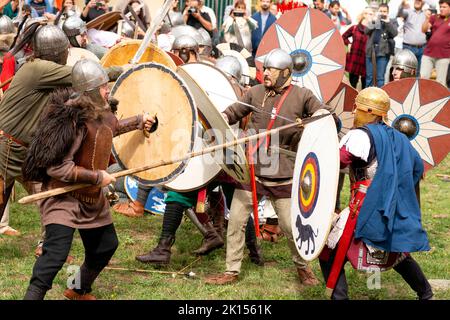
[319,86,433,300]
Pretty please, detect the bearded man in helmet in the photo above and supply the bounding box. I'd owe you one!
[205,48,337,286]
[318,87,433,300]
[62,15,107,59]
[22,59,155,300]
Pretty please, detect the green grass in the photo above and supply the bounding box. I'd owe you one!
[0,156,449,300]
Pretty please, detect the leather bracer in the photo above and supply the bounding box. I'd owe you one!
[116,115,144,136]
[73,166,102,185]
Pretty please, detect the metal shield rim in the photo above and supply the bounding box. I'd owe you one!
[291,109,339,261]
[177,65,251,184]
[111,62,198,186]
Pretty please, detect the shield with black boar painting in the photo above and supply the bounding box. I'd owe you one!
[291,109,339,261]
[382,78,450,173]
[111,63,197,186]
[255,7,346,102]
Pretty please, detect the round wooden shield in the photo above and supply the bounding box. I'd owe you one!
[216,42,256,85]
[124,176,166,215]
[177,66,251,184]
[327,82,358,139]
[100,39,176,69]
[165,51,184,66]
[382,78,450,172]
[165,63,239,192]
[291,109,339,261]
[111,63,197,186]
[86,10,122,31]
[66,47,100,66]
[255,8,346,102]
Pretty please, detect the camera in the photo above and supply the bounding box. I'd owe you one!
[188,7,197,14]
[233,10,245,17]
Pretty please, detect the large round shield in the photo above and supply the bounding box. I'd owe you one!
[382,78,450,172]
[216,42,256,85]
[291,109,339,261]
[177,66,251,184]
[111,63,197,185]
[66,47,100,66]
[100,39,176,69]
[165,63,239,192]
[327,82,358,139]
[255,8,346,102]
[124,176,167,216]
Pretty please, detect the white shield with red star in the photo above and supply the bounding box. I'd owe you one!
[255,8,346,102]
[382,79,450,172]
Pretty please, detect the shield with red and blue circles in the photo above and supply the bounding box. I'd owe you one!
[291,109,339,261]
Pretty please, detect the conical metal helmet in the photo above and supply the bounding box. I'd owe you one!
[33,24,69,58]
[263,48,293,72]
[392,49,418,78]
[172,34,199,51]
[62,15,87,37]
[0,15,15,34]
[72,59,109,93]
[215,56,242,81]
[197,27,212,47]
[171,25,203,47]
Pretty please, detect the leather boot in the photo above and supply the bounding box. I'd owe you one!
[24,285,47,300]
[193,222,224,255]
[135,236,175,264]
[112,200,145,218]
[246,240,264,266]
[297,266,320,286]
[210,207,225,239]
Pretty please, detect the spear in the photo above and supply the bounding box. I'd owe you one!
[18,114,330,205]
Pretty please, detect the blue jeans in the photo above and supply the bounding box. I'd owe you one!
[366,55,389,87]
[403,43,424,75]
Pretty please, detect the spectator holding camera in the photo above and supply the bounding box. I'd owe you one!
[326,1,351,32]
[365,3,398,87]
[81,0,109,23]
[420,0,450,86]
[222,0,257,52]
[25,0,55,17]
[183,0,212,38]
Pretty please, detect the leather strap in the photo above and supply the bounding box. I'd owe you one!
[0,129,28,147]
[325,180,372,296]
[247,85,293,237]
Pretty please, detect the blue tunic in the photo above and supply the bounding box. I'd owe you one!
[354,123,430,253]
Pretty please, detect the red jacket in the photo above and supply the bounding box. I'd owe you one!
[342,23,368,77]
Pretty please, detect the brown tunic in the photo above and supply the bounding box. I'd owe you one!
[40,112,144,229]
[224,84,333,182]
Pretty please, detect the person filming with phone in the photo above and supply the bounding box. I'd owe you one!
[222,0,257,52]
[81,0,110,23]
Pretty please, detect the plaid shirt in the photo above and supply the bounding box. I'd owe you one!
[342,23,368,77]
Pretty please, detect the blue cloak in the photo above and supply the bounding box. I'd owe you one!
[354,123,430,253]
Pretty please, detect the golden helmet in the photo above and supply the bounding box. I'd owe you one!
[355,87,390,117]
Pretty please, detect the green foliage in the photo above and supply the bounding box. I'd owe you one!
[0,156,449,300]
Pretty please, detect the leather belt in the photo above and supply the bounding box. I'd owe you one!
[0,129,28,147]
[403,43,425,49]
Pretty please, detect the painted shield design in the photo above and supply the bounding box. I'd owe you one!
[291,109,339,261]
[382,79,450,172]
[125,176,166,216]
[177,65,251,184]
[327,82,358,139]
[255,7,346,102]
[216,42,257,85]
[111,63,197,186]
